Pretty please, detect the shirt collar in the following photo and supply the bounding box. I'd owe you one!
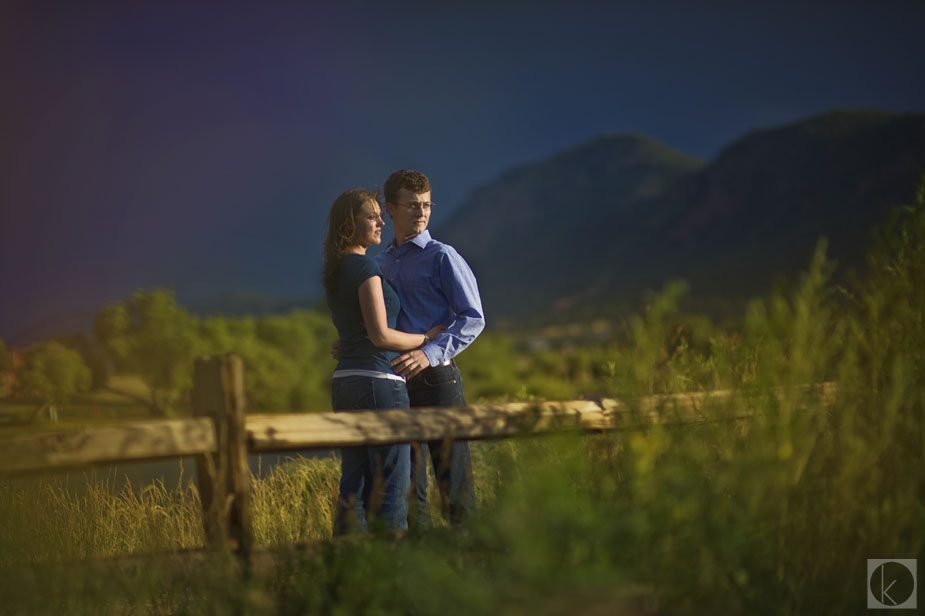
[387,229,431,252]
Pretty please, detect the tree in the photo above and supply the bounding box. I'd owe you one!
[54,332,110,390]
[94,289,200,416]
[198,310,336,412]
[0,338,12,399]
[20,341,91,421]
[0,338,11,372]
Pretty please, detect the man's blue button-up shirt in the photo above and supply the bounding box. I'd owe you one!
[375,230,485,366]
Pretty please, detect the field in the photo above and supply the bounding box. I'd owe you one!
[0,375,154,434]
[0,196,923,614]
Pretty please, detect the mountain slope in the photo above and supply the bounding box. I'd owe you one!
[437,134,706,318]
[639,110,925,304]
[438,111,925,323]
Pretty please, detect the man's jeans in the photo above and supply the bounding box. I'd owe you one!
[406,363,476,527]
[331,375,411,534]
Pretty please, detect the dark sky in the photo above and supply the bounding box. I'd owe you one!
[2,0,924,342]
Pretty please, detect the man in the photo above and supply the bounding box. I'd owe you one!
[378,169,485,527]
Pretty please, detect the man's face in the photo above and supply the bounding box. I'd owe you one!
[386,187,432,242]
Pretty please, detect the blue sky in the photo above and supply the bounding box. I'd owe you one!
[2,0,924,341]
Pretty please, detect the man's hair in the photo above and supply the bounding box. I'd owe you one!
[322,187,379,293]
[384,169,431,204]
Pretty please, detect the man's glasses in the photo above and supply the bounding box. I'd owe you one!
[396,201,434,212]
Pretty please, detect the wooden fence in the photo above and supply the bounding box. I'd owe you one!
[0,354,837,561]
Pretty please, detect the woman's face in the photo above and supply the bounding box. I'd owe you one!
[351,199,385,249]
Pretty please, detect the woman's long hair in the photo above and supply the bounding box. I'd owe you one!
[323,188,379,292]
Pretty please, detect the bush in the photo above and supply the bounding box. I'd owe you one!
[20,341,91,407]
[2,186,923,615]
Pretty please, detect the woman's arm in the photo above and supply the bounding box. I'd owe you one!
[358,276,441,351]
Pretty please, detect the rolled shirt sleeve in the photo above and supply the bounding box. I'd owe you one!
[420,246,485,366]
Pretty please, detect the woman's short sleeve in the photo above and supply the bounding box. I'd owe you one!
[346,255,382,289]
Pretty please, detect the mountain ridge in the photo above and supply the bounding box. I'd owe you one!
[437,109,925,324]
[7,109,924,344]
[438,133,706,317]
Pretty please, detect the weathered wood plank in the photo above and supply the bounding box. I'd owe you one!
[246,390,728,451]
[0,383,835,474]
[0,418,217,477]
[247,383,836,451]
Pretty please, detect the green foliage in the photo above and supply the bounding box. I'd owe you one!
[0,338,12,372]
[53,332,110,391]
[454,333,520,399]
[198,310,336,412]
[92,290,337,414]
[94,289,199,415]
[3,183,923,615]
[19,341,91,406]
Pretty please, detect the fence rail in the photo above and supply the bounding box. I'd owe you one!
[0,417,216,475]
[0,354,837,560]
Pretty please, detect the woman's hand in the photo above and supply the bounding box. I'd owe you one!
[425,325,446,342]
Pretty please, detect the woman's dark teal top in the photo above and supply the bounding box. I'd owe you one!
[326,254,401,373]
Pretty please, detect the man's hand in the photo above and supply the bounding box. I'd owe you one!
[391,349,430,379]
[330,339,340,361]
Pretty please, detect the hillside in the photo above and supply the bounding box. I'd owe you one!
[7,110,924,344]
[437,134,706,319]
[438,110,925,324]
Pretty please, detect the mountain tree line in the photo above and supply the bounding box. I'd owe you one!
[1,293,339,417]
[3,177,923,421]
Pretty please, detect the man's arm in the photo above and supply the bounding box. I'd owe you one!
[425,246,485,363]
[391,246,485,376]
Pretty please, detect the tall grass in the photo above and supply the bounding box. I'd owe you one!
[1,188,923,614]
[250,455,340,545]
[0,457,343,565]
[0,472,203,564]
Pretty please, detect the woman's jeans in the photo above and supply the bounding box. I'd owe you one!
[406,363,476,528]
[331,375,410,534]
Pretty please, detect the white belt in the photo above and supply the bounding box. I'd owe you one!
[332,369,405,382]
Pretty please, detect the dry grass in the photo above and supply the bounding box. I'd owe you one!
[0,447,499,565]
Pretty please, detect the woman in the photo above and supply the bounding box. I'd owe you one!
[323,187,443,534]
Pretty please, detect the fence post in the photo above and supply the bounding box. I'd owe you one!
[192,354,253,561]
